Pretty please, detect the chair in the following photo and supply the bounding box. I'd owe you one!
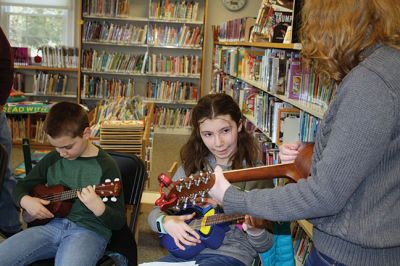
[29,151,147,266]
[0,143,9,194]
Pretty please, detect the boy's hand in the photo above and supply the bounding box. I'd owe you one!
[77,185,105,216]
[20,195,54,220]
[163,213,201,250]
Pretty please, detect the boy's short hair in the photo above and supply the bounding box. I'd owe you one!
[44,102,89,138]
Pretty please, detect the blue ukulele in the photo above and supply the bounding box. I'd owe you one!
[160,205,244,259]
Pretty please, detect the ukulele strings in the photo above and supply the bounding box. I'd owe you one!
[40,188,82,202]
[190,214,245,229]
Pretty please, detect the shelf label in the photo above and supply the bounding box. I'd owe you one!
[4,102,52,114]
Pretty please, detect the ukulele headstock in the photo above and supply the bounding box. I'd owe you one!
[155,172,214,211]
[95,178,122,202]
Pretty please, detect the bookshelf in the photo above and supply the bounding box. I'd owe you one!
[79,0,208,109]
[4,102,53,148]
[13,65,79,101]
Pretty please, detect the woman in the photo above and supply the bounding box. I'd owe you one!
[209,0,400,265]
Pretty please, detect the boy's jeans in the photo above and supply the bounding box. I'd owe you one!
[0,218,107,266]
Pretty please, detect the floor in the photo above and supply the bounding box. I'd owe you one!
[0,145,171,264]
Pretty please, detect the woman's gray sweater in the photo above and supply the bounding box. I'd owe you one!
[223,44,400,265]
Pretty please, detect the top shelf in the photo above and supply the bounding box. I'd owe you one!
[14,65,78,72]
[82,15,203,25]
[216,41,302,50]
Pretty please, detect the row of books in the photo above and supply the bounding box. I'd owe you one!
[153,106,192,128]
[148,54,201,76]
[83,21,148,44]
[214,45,335,109]
[7,116,28,141]
[83,0,129,17]
[33,72,69,96]
[81,75,135,98]
[148,24,202,47]
[250,0,297,43]
[216,17,256,42]
[6,115,48,144]
[222,82,305,144]
[40,46,79,68]
[90,97,146,137]
[146,80,198,101]
[149,0,200,21]
[292,222,313,265]
[81,49,147,74]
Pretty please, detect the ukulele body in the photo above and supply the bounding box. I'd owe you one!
[26,184,73,226]
[160,205,230,259]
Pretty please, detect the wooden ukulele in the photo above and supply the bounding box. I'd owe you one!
[156,143,314,211]
[23,178,122,225]
[160,205,244,259]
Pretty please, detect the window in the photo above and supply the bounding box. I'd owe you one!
[0,0,75,57]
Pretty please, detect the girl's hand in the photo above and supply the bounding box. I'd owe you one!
[279,142,302,163]
[77,185,105,216]
[20,195,54,220]
[242,215,266,236]
[208,165,231,206]
[163,212,201,250]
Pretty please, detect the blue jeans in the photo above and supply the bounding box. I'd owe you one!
[305,248,346,266]
[0,112,21,233]
[159,253,246,266]
[0,218,107,266]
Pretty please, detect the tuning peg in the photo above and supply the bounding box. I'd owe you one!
[111,197,117,202]
[102,197,109,202]
[114,178,120,181]
[185,180,192,189]
[105,179,111,183]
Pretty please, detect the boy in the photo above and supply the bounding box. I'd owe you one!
[0,102,125,265]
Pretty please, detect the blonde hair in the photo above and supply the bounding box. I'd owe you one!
[300,0,400,82]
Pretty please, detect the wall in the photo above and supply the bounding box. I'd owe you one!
[202,0,262,95]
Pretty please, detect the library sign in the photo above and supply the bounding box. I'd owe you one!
[4,102,52,114]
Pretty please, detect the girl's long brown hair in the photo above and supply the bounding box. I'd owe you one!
[180,93,259,176]
[300,0,400,82]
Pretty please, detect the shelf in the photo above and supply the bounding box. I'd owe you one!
[147,44,202,50]
[298,220,313,238]
[144,99,197,106]
[14,65,78,72]
[82,15,148,22]
[146,73,201,79]
[81,70,147,77]
[216,41,302,50]
[154,127,192,135]
[223,74,326,119]
[82,41,147,47]
[148,17,203,25]
[242,114,271,139]
[24,93,76,98]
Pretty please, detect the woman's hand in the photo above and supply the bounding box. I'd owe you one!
[163,212,201,250]
[242,215,266,236]
[208,165,231,206]
[279,142,302,163]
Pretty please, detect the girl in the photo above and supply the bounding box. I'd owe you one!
[148,93,274,266]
